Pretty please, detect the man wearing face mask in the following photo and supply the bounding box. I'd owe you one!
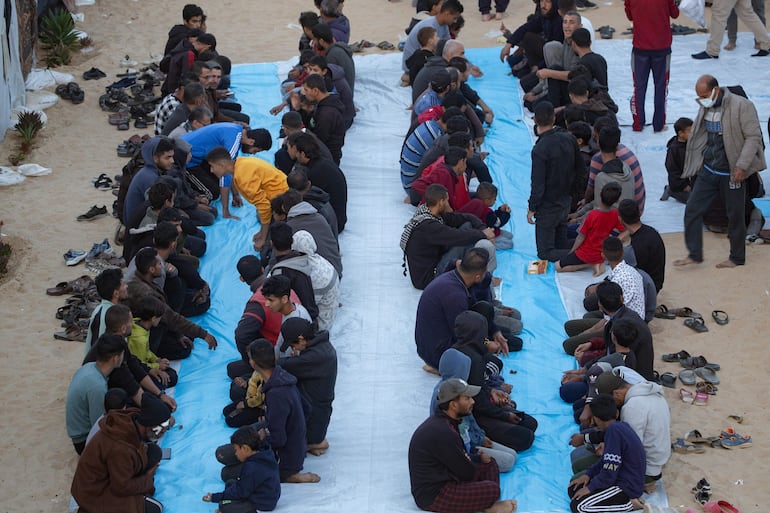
[71,394,172,513]
[674,75,766,268]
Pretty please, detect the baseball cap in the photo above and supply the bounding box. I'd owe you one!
[430,69,452,93]
[595,370,626,395]
[279,317,315,352]
[437,378,481,404]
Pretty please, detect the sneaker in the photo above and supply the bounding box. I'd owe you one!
[692,51,718,59]
[576,0,598,10]
[77,205,108,222]
[86,238,112,262]
[660,185,670,201]
[63,249,87,266]
[720,433,753,449]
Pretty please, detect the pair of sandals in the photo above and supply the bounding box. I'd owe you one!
[595,25,615,39]
[55,82,85,104]
[92,173,114,191]
[655,305,728,332]
[82,67,106,80]
[672,23,697,35]
[349,40,395,52]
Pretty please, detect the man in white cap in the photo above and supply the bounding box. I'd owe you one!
[408,378,517,513]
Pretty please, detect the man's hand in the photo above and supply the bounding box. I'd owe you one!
[477,449,492,464]
[149,368,170,386]
[469,65,483,77]
[160,393,177,412]
[236,401,245,409]
[732,167,747,183]
[165,262,177,275]
[500,43,512,62]
[482,227,496,240]
[569,474,590,489]
[484,111,494,124]
[204,334,218,350]
[491,389,510,405]
[572,485,591,500]
[233,376,247,388]
[499,204,511,213]
[158,358,170,371]
[482,437,494,448]
[231,194,243,208]
[493,330,509,356]
[507,411,522,424]
[573,342,592,359]
[202,493,213,502]
[179,336,193,348]
[578,405,593,428]
[570,433,585,447]
[527,210,536,224]
[536,69,552,80]
[523,92,537,103]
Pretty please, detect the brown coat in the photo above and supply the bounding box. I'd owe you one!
[125,275,208,340]
[71,408,154,513]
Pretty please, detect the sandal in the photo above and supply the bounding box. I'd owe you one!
[376,40,396,50]
[680,355,708,369]
[662,349,690,362]
[45,275,95,296]
[680,388,695,403]
[597,25,615,39]
[671,307,703,318]
[67,82,84,104]
[108,112,130,126]
[654,304,677,319]
[693,391,709,406]
[696,381,718,395]
[695,367,720,385]
[53,323,86,342]
[55,83,72,99]
[672,438,705,453]
[684,430,715,445]
[711,310,729,325]
[659,371,676,388]
[679,369,696,385]
[684,317,709,333]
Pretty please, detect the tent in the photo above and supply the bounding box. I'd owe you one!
[1,0,31,142]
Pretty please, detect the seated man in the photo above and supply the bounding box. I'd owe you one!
[570,28,607,90]
[85,268,127,350]
[414,248,509,372]
[65,334,127,454]
[278,317,338,456]
[122,137,176,224]
[125,247,217,360]
[306,55,355,129]
[261,275,313,351]
[291,229,340,331]
[567,394,645,513]
[411,147,472,211]
[71,394,172,513]
[160,82,208,136]
[249,339,321,483]
[205,145,289,241]
[297,73,347,165]
[408,378,517,513]
[287,167,339,240]
[531,11,583,109]
[400,107,461,196]
[618,199,665,293]
[163,3,204,56]
[311,23,355,93]
[266,222,320,323]
[402,183,496,290]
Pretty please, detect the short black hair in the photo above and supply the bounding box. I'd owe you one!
[617,199,640,224]
[148,181,174,210]
[448,56,468,73]
[598,126,621,153]
[299,49,317,65]
[270,221,294,251]
[247,338,276,370]
[245,128,272,152]
[572,27,591,48]
[568,120,592,144]
[309,55,329,71]
[440,0,464,14]
[206,146,233,163]
[95,268,123,300]
[104,304,132,333]
[282,111,303,130]
[592,115,618,137]
[534,101,555,126]
[155,137,175,156]
[261,275,292,299]
[441,90,466,109]
[599,181,622,207]
[311,23,334,44]
[475,182,497,200]
[674,117,693,135]
[596,280,623,312]
[303,73,327,93]
[196,32,216,49]
[135,247,159,274]
[299,11,320,28]
[231,425,261,449]
[134,295,166,321]
[191,60,211,77]
[601,236,624,263]
[153,221,179,249]
[183,82,206,104]
[568,78,589,97]
[444,146,467,167]
[182,4,203,21]
[287,168,310,191]
[445,115,470,134]
[215,55,232,75]
[188,105,212,124]
[447,131,472,150]
[237,255,263,283]
[292,133,322,160]
[611,318,639,350]
[441,107,463,124]
[590,394,618,421]
[158,206,183,223]
[104,388,129,412]
[425,183,448,207]
[95,333,128,363]
[459,247,490,274]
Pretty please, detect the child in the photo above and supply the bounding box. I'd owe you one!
[203,425,281,512]
[406,26,438,86]
[567,394,645,513]
[661,117,694,203]
[127,296,179,389]
[557,182,626,276]
[458,182,513,249]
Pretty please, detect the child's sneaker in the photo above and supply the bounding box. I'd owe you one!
[77,205,108,222]
[720,432,752,449]
[63,250,87,266]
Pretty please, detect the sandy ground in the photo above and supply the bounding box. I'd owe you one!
[0,0,767,512]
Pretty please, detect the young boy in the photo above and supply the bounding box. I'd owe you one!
[457,182,513,249]
[127,296,179,389]
[406,26,438,85]
[557,182,626,276]
[567,394,645,513]
[661,117,694,204]
[411,146,471,210]
[203,425,281,512]
[260,275,312,352]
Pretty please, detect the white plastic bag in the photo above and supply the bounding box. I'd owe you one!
[17,164,52,177]
[679,0,706,27]
[25,68,75,90]
[0,167,25,186]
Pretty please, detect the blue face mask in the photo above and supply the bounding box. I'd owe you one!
[696,88,718,109]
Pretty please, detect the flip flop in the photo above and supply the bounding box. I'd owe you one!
[717,500,740,513]
[680,388,694,403]
[659,372,676,388]
[679,369,696,385]
[671,307,703,318]
[376,41,395,50]
[672,438,706,453]
[680,355,708,369]
[654,304,677,319]
[711,310,729,325]
[693,391,709,406]
[684,430,716,445]
[696,381,718,395]
[684,317,709,333]
[662,349,690,362]
[695,367,720,385]
[53,324,86,342]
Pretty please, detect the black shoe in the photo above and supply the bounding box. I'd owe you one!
[77,205,108,222]
[82,67,106,80]
[692,51,718,59]
[660,186,670,201]
[752,49,769,56]
[576,0,597,10]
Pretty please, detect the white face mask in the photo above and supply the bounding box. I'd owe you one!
[696,88,718,109]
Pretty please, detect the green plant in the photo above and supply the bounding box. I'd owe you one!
[14,111,44,149]
[39,10,79,50]
[44,43,73,67]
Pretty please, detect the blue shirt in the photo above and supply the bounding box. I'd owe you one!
[400,120,443,189]
[180,122,242,168]
[65,363,108,443]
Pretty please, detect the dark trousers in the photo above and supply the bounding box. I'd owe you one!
[684,168,746,264]
[307,402,333,445]
[223,403,265,428]
[547,74,569,108]
[630,48,671,132]
[535,206,571,261]
[568,484,631,513]
[467,155,493,183]
[426,460,500,513]
[477,412,538,452]
[478,0,510,13]
[219,497,256,513]
[185,205,217,227]
[143,363,179,389]
[149,323,193,360]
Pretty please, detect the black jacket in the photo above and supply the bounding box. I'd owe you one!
[303,186,339,240]
[528,126,583,214]
[412,56,448,103]
[161,39,196,96]
[306,158,348,232]
[308,95,347,164]
[263,366,308,474]
[269,251,320,321]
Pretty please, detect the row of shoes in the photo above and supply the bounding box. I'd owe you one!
[55,82,85,104]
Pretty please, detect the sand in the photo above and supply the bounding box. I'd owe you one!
[0,0,767,512]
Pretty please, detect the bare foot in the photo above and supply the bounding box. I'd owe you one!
[422,364,440,375]
[308,439,330,456]
[644,480,658,494]
[724,41,737,50]
[403,195,412,204]
[495,12,504,20]
[482,13,491,21]
[285,472,321,483]
[592,263,605,276]
[716,259,737,268]
[673,257,700,266]
[485,499,517,513]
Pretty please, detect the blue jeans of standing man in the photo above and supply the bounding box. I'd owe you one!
[683,167,746,264]
[630,48,671,132]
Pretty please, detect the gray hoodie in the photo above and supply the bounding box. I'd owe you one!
[621,380,671,476]
[287,202,343,278]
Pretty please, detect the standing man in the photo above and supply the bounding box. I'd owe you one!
[674,75,766,268]
[625,0,678,132]
[692,0,770,59]
[527,101,583,262]
[408,378,517,513]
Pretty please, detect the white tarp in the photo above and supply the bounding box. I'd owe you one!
[0,0,27,141]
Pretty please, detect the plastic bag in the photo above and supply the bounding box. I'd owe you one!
[17,164,52,177]
[679,0,706,27]
[0,167,25,186]
[25,69,75,90]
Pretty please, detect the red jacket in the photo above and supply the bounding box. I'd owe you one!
[411,158,471,211]
[625,0,679,50]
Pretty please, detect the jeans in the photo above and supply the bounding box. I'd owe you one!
[683,168,746,264]
[630,49,670,132]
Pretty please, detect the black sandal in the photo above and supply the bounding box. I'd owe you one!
[711,310,729,325]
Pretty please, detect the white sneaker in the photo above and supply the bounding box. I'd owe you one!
[63,249,87,266]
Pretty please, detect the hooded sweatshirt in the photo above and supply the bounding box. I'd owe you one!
[292,230,340,331]
[263,366,309,474]
[506,0,563,47]
[592,158,635,209]
[308,93,347,164]
[210,447,281,511]
[123,137,163,222]
[268,250,320,322]
[278,330,337,444]
[325,15,351,44]
[621,381,671,476]
[327,63,356,127]
[286,202,343,278]
[324,42,355,92]
[302,185,339,239]
[305,157,348,233]
[71,408,154,513]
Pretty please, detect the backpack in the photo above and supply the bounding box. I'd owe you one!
[116,151,146,224]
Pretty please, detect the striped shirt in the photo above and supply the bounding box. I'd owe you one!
[400,120,443,190]
[589,144,646,214]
